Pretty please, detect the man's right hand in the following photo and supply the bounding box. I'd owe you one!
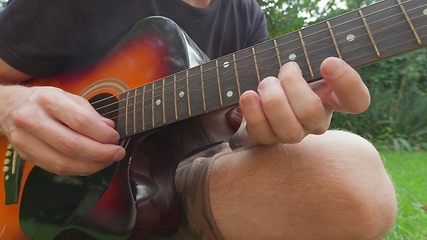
[0,85,126,176]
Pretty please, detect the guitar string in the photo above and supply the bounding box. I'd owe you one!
[99,10,427,127]
[92,0,427,117]
[91,0,426,113]
[98,10,427,125]
[106,26,427,134]
[107,22,427,124]
[90,2,427,124]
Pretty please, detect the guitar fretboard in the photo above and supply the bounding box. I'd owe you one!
[115,0,427,138]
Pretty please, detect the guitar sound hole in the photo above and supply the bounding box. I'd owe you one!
[89,93,119,125]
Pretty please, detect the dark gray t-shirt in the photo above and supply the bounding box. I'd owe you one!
[0,0,268,78]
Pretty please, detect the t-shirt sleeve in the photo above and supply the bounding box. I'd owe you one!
[245,0,268,47]
[0,0,91,78]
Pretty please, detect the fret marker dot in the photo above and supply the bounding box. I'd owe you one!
[346,34,356,42]
[223,62,230,68]
[5,175,9,181]
[289,54,297,61]
[424,9,427,16]
[179,91,185,98]
[156,99,161,106]
[226,91,233,98]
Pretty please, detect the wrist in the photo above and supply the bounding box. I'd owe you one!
[0,85,29,136]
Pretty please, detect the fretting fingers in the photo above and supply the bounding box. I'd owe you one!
[319,57,370,113]
[239,90,278,145]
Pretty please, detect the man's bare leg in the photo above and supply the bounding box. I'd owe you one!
[210,130,397,239]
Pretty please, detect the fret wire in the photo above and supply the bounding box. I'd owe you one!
[359,10,381,58]
[326,21,343,59]
[151,82,155,128]
[97,0,427,119]
[233,53,242,97]
[397,0,423,45]
[298,31,315,80]
[273,39,283,67]
[200,65,207,112]
[162,78,166,124]
[93,1,427,113]
[174,75,178,120]
[252,47,261,83]
[111,23,427,121]
[117,27,427,123]
[95,2,426,113]
[186,70,192,116]
[133,88,137,134]
[114,27,427,123]
[142,85,146,131]
[216,59,224,107]
[116,6,427,114]
[107,30,427,125]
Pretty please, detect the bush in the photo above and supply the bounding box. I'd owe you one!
[330,47,427,151]
[331,81,427,151]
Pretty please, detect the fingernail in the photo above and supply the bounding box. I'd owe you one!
[113,133,120,143]
[241,92,258,106]
[258,77,280,90]
[114,149,125,161]
[323,57,346,77]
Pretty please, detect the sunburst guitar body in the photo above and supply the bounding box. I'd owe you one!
[1,0,427,238]
[0,16,219,240]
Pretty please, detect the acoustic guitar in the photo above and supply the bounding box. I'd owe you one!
[1,0,426,239]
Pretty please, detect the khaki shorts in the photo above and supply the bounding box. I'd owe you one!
[166,143,232,240]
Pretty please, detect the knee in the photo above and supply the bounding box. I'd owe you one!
[300,130,397,239]
[269,130,397,239]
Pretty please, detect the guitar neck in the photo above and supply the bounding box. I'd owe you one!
[116,0,427,138]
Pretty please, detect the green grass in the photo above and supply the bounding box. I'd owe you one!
[381,151,427,239]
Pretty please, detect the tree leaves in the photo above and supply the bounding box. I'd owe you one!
[256,0,342,38]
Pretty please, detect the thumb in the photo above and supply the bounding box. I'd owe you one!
[319,57,370,114]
